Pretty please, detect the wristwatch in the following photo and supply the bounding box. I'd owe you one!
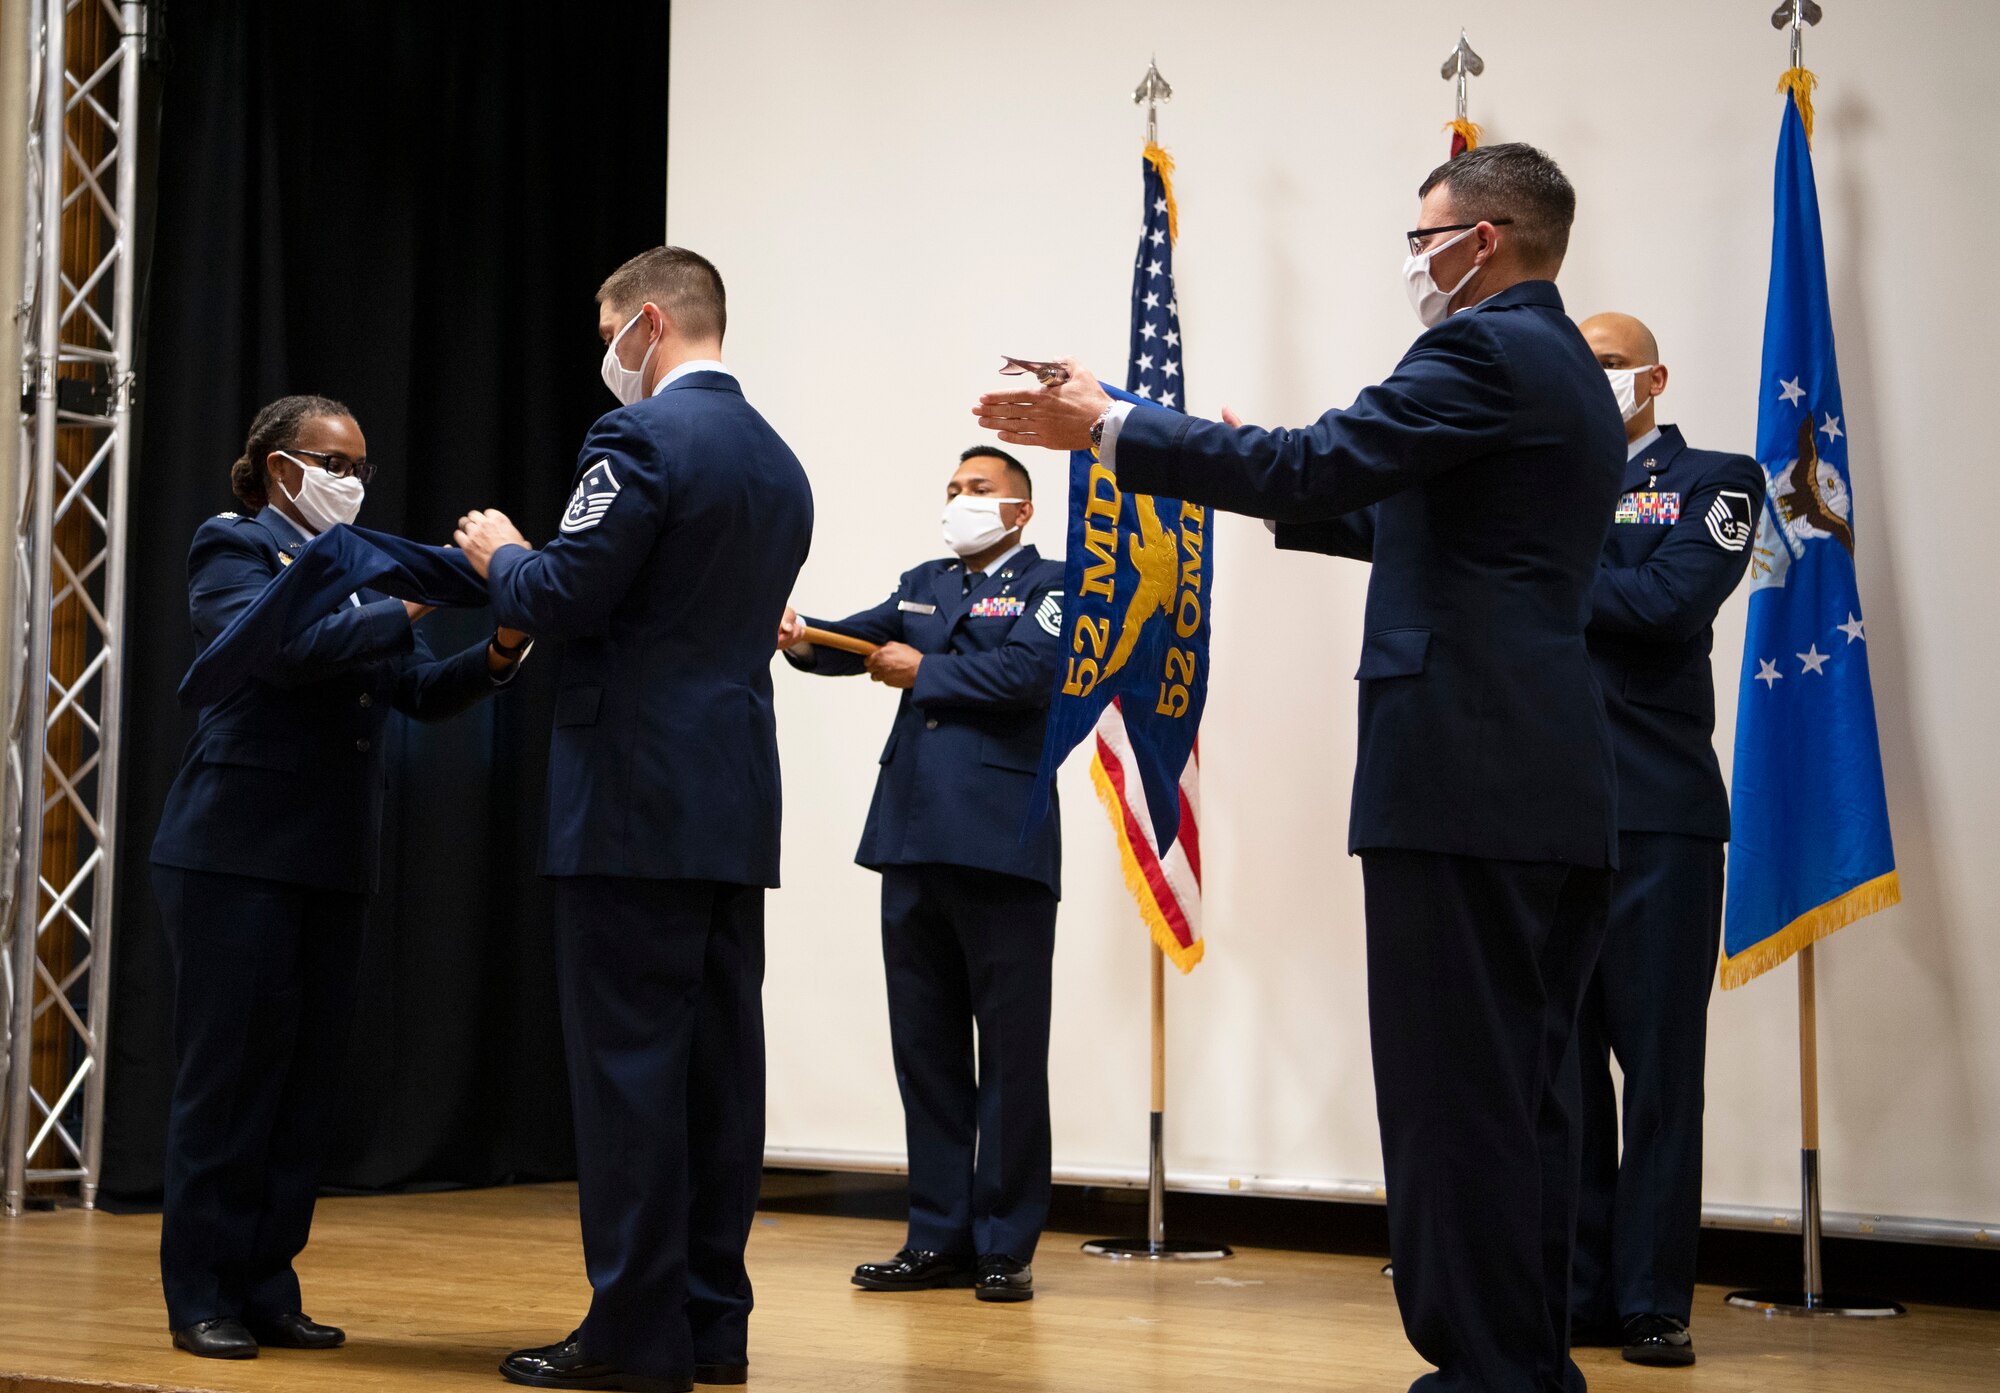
[1089,405,1113,452]
[491,631,535,665]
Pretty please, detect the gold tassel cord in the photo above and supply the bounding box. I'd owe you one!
[1444,118,1483,153]
[1717,870,1901,990]
[1089,754,1205,974]
[1143,141,1179,244]
[1778,66,1818,145]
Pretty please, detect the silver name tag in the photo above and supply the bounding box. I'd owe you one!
[898,601,937,615]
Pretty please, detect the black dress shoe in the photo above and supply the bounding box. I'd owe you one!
[851,1247,974,1291]
[245,1311,345,1349]
[972,1254,1034,1303]
[1622,1313,1695,1367]
[500,1334,693,1392]
[693,1363,747,1385]
[172,1317,258,1359]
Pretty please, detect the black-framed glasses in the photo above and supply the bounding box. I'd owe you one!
[1405,218,1512,257]
[285,448,375,484]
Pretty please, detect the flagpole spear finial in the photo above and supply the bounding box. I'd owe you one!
[1440,29,1484,125]
[1771,1,1823,70]
[1133,57,1172,147]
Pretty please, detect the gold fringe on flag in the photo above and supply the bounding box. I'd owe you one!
[1777,66,1818,145]
[1718,870,1901,990]
[1143,141,1179,244]
[1089,754,1204,974]
[1444,118,1483,153]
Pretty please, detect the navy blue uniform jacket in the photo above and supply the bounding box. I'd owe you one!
[487,371,813,887]
[788,548,1065,897]
[1118,281,1626,867]
[1587,424,1764,840]
[151,508,502,895]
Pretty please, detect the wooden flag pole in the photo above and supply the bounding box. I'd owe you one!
[1083,939,1229,1261]
[1726,943,1903,1317]
[1148,942,1167,1248]
[799,626,878,658]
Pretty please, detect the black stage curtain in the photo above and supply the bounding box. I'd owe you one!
[102,1,671,1199]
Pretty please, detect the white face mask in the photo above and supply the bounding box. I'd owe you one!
[1402,225,1483,328]
[276,452,365,533]
[941,495,1025,558]
[599,310,659,406]
[1606,366,1658,424]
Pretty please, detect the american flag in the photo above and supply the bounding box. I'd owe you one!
[1126,155,1184,409]
[1092,144,1203,973]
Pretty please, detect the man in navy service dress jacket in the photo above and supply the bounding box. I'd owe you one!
[777,445,1064,1305]
[974,144,1625,1393]
[1567,313,1763,1371]
[454,247,813,1393]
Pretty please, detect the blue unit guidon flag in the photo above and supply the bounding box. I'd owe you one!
[1025,143,1211,865]
[1722,74,1899,989]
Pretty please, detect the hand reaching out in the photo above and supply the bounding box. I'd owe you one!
[972,357,1112,451]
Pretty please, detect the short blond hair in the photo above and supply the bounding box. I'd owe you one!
[598,245,727,343]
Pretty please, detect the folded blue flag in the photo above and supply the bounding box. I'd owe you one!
[179,524,491,708]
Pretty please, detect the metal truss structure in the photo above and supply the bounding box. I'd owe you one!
[3,0,144,1215]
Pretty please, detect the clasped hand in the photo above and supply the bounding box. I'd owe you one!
[865,642,921,689]
[453,508,531,578]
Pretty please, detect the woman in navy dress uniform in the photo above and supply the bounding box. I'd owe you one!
[148,395,531,1360]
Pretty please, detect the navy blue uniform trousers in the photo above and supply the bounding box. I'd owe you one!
[552,876,765,1380]
[1363,850,1612,1393]
[1571,833,1724,1329]
[152,866,366,1330]
[881,864,1056,1263]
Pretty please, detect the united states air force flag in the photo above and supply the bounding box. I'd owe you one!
[1722,75,1899,988]
[1028,144,1211,868]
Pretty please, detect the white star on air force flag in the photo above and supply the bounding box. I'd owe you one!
[561,458,622,533]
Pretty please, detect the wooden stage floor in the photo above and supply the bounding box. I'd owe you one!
[1,1183,1992,1392]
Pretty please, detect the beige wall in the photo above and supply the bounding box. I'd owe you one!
[668,0,2000,1228]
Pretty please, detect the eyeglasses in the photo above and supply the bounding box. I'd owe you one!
[1405,218,1512,258]
[284,448,375,485]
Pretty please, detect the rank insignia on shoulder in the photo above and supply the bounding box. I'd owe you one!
[218,511,240,519]
[560,458,621,534]
[1035,590,1063,636]
[969,596,1026,619]
[1706,489,1754,552]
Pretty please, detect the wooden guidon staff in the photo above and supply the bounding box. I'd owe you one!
[799,626,879,658]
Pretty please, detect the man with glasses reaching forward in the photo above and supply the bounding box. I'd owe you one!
[974,144,1625,1393]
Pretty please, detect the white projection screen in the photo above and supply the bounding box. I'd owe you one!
[666,0,2000,1238]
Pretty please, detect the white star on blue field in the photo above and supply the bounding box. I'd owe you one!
[1128,180,1184,410]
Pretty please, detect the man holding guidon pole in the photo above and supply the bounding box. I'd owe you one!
[777,445,1065,1303]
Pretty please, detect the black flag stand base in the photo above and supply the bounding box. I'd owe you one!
[1726,951,1904,1318]
[1082,1110,1233,1261]
[1725,1147,1905,1318]
[1083,947,1231,1261]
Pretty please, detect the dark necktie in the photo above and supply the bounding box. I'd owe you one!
[963,570,984,596]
